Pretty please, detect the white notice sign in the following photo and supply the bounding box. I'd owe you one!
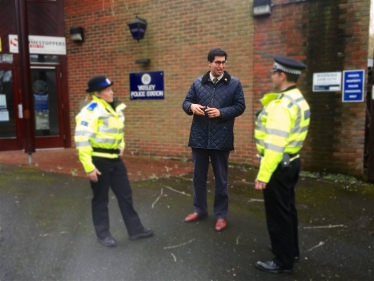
[0,94,6,108]
[313,72,342,92]
[9,34,66,55]
[0,109,9,122]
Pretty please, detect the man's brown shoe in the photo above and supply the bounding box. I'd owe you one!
[184,212,207,222]
[215,219,227,232]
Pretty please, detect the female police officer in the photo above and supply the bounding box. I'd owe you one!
[75,75,153,247]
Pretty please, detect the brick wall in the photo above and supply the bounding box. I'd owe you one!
[253,0,370,177]
[65,0,255,164]
[64,0,370,177]
[306,0,369,177]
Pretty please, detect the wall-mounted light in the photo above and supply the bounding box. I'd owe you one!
[253,0,271,17]
[128,16,147,42]
[70,27,84,42]
[135,58,151,64]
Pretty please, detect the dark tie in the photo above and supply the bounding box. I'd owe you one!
[213,78,218,84]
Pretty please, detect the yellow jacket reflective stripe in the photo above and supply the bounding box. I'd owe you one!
[74,95,126,173]
[255,88,310,182]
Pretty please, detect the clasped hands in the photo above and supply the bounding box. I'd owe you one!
[190,104,221,118]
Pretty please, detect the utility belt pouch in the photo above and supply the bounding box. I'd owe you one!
[280,153,291,168]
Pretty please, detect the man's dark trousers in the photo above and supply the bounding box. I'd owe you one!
[263,158,301,269]
[192,148,230,218]
[90,157,144,239]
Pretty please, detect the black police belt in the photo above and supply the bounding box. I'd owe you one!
[285,153,298,158]
[256,153,298,159]
[92,147,120,154]
[256,153,299,168]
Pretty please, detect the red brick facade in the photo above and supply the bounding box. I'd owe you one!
[253,0,370,177]
[64,0,370,177]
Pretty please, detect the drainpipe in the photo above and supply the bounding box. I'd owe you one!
[15,0,35,164]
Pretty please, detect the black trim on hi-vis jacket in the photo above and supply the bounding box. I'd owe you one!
[92,147,120,154]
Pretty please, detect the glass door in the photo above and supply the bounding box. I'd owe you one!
[0,67,22,150]
[31,66,65,148]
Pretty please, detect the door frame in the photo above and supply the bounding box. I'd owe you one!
[31,65,65,149]
[0,55,71,152]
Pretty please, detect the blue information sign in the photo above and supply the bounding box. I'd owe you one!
[34,94,49,112]
[129,71,164,100]
[342,70,364,102]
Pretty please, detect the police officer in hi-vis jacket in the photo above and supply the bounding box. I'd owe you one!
[254,56,310,273]
[75,75,153,247]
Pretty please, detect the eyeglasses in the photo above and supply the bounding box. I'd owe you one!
[213,61,227,66]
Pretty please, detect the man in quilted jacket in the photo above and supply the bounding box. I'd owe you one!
[182,48,246,232]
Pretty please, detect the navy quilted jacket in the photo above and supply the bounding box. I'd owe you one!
[182,71,246,151]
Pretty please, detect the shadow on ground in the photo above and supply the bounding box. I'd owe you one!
[0,163,373,281]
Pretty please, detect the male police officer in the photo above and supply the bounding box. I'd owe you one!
[254,56,310,273]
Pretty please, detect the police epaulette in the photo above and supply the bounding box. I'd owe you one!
[276,94,284,100]
[87,102,97,111]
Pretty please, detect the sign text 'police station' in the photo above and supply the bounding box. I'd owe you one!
[129,72,164,100]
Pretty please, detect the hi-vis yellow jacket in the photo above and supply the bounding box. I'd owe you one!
[74,95,126,173]
[255,87,310,183]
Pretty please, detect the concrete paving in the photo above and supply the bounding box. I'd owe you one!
[0,162,373,281]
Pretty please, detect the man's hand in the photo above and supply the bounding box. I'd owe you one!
[119,148,124,157]
[255,179,266,190]
[190,104,206,116]
[87,168,101,182]
[205,106,221,118]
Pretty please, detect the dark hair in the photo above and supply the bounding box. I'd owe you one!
[207,48,227,62]
[276,71,299,83]
[284,72,299,83]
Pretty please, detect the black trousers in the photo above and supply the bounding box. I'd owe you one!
[263,158,300,269]
[192,148,230,219]
[90,157,144,239]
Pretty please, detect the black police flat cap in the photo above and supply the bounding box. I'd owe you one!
[270,55,306,75]
[86,75,114,93]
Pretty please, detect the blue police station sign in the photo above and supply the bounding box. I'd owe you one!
[129,71,164,100]
[342,70,365,102]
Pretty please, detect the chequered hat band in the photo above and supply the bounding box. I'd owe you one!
[273,62,302,75]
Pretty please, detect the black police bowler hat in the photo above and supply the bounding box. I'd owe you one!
[270,55,306,75]
[85,75,114,93]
